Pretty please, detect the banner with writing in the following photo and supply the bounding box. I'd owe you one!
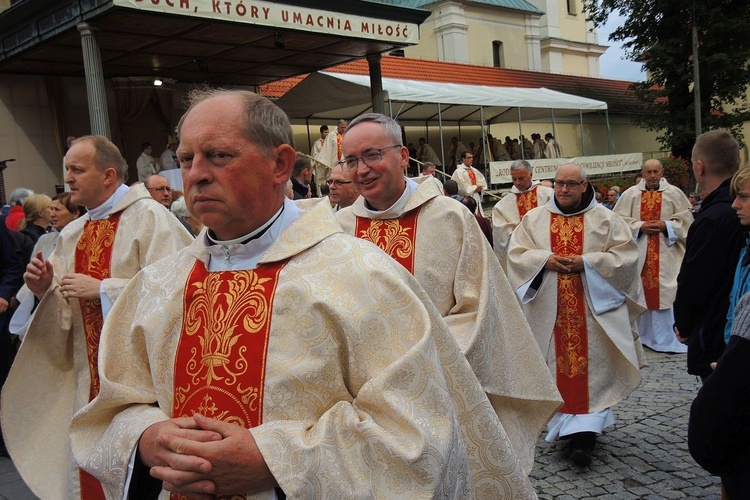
[489,153,644,184]
[114,0,420,44]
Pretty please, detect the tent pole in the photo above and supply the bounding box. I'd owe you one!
[306,119,312,152]
[480,106,489,184]
[517,107,524,159]
[550,109,558,148]
[438,104,446,168]
[605,109,613,154]
[580,110,585,156]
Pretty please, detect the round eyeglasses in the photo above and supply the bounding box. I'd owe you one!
[338,145,401,172]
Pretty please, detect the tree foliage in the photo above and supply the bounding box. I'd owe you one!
[583,0,750,159]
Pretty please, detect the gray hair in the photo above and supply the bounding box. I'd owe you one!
[177,88,294,157]
[510,159,532,173]
[9,187,33,206]
[346,113,402,146]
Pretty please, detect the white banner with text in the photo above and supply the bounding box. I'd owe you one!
[489,153,644,183]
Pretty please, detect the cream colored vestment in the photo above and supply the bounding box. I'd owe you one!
[507,199,646,415]
[70,200,538,499]
[1,184,193,499]
[337,178,562,473]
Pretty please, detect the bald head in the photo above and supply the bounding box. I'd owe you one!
[642,159,663,190]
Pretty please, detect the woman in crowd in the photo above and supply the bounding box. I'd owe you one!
[16,194,52,264]
[31,192,81,260]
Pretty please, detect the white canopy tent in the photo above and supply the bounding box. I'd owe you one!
[275,71,612,178]
[276,71,609,125]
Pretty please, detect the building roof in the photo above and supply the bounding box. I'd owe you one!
[260,56,646,115]
[374,0,543,15]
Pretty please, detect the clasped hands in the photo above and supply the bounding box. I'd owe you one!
[545,254,584,274]
[641,220,666,235]
[138,414,275,499]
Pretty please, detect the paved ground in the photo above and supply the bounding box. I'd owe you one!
[0,348,721,499]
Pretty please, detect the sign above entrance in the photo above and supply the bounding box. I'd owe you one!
[114,0,421,44]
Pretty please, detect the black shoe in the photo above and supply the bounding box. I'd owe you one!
[570,446,592,466]
[568,432,596,466]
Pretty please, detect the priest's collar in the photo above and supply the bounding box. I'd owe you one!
[549,182,597,216]
[641,177,667,192]
[362,177,417,219]
[204,197,300,271]
[511,180,539,195]
[87,184,129,221]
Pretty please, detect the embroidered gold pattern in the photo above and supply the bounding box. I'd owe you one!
[516,188,539,218]
[640,190,662,309]
[355,208,420,273]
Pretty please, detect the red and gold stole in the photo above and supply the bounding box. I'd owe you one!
[74,212,121,500]
[516,186,539,218]
[550,213,589,414]
[467,167,478,186]
[354,208,421,273]
[171,259,286,500]
[640,190,662,310]
[336,133,343,160]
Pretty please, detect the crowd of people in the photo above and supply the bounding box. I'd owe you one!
[0,91,747,498]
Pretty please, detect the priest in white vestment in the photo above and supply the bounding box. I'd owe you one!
[70,90,539,499]
[614,159,692,353]
[336,113,563,474]
[313,120,347,194]
[492,159,554,268]
[451,150,487,217]
[507,163,646,467]
[2,136,193,500]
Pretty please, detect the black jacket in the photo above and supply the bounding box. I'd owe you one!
[674,179,745,377]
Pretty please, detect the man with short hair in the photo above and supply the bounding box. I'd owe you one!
[145,174,174,208]
[544,133,562,159]
[326,164,358,209]
[159,142,178,171]
[490,134,511,161]
[2,136,193,499]
[416,137,441,166]
[136,142,159,182]
[336,113,562,473]
[311,124,328,158]
[674,130,745,379]
[614,159,692,353]
[507,163,645,466]
[291,153,313,199]
[451,150,487,217]
[313,120,347,194]
[603,189,618,209]
[419,161,436,177]
[447,136,467,171]
[69,90,538,499]
[492,159,554,268]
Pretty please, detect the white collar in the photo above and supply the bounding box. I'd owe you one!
[87,184,129,221]
[361,177,418,219]
[204,197,300,271]
[511,180,539,195]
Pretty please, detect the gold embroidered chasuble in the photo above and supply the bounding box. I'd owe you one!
[70,200,538,499]
[75,213,122,500]
[171,260,285,500]
[613,180,692,310]
[1,184,194,500]
[492,185,554,268]
[507,202,646,415]
[549,214,590,414]
[337,177,562,474]
[639,191,662,309]
[355,208,420,272]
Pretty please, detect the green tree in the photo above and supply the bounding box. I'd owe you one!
[584,0,750,159]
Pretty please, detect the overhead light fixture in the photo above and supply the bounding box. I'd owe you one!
[154,78,163,86]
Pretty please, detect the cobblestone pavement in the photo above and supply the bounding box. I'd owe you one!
[531,348,721,499]
[0,348,721,499]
